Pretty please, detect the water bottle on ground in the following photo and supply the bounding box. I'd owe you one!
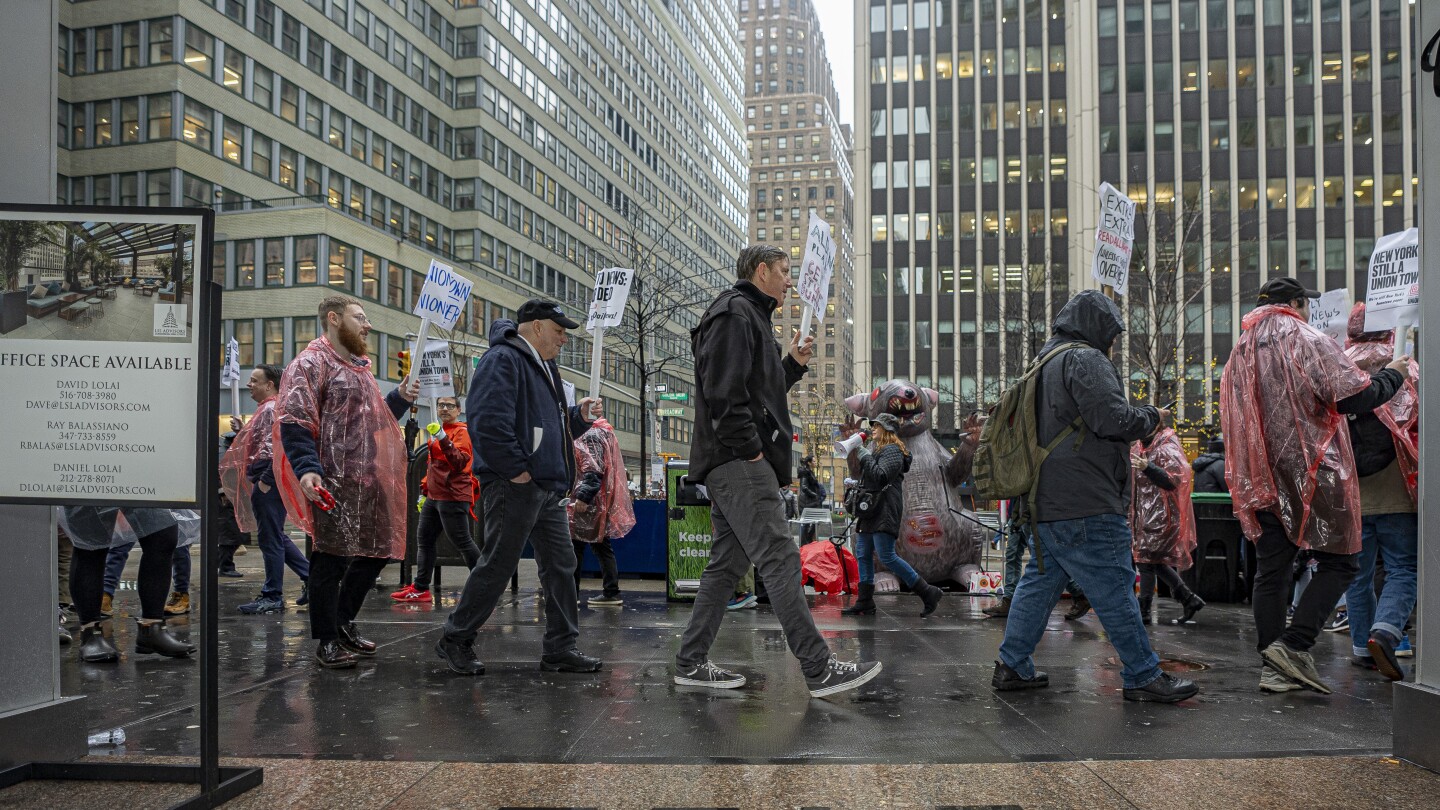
[87,728,126,748]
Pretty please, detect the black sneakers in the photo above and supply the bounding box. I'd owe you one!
[435,637,485,675]
[1367,632,1405,682]
[991,660,1049,691]
[805,655,882,698]
[673,661,747,689]
[540,649,603,672]
[1123,672,1200,703]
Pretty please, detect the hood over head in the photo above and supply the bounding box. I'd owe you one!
[488,318,519,345]
[1346,302,1392,345]
[1052,290,1125,353]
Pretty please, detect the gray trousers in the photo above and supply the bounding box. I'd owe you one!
[441,479,578,657]
[675,459,831,676]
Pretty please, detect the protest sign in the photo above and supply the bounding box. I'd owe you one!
[222,337,242,416]
[1363,228,1421,336]
[1091,182,1136,296]
[412,259,473,330]
[1308,289,1349,343]
[796,213,836,335]
[585,267,634,398]
[412,339,454,399]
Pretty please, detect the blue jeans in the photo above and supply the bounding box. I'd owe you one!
[1346,513,1418,654]
[253,485,310,599]
[1003,526,1082,600]
[103,541,135,595]
[999,513,1162,690]
[856,531,919,588]
[172,546,191,593]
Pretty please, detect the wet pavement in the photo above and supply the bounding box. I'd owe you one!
[65,553,1405,767]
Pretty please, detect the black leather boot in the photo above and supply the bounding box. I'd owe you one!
[315,640,358,669]
[135,620,196,657]
[1139,596,1153,625]
[841,582,876,616]
[982,596,1012,618]
[914,577,943,617]
[337,622,377,656]
[79,623,119,663]
[1175,589,1206,625]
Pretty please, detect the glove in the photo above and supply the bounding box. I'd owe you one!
[426,422,442,437]
[416,495,426,513]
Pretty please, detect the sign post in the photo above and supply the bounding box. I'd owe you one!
[796,213,836,336]
[1363,228,1421,360]
[413,339,455,399]
[1092,182,1137,298]
[410,259,472,429]
[585,267,634,399]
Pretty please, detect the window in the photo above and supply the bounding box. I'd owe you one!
[264,320,285,366]
[149,18,174,64]
[221,119,242,163]
[122,23,140,67]
[1266,178,1288,208]
[234,321,254,366]
[279,80,298,124]
[235,241,256,287]
[361,253,380,299]
[223,46,245,93]
[147,93,172,140]
[120,98,139,143]
[915,159,931,187]
[870,215,887,241]
[184,24,213,75]
[182,99,212,150]
[252,64,273,111]
[95,27,113,72]
[328,242,353,288]
[295,236,318,284]
[264,238,285,286]
[278,146,297,190]
[251,133,272,178]
[146,170,171,206]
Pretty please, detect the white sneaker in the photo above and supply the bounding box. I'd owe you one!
[1259,665,1302,693]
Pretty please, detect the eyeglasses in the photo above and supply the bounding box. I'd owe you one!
[436,402,458,410]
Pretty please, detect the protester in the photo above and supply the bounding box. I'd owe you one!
[993,290,1197,703]
[1220,278,1409,694]
[569,417,636,607]
[842,412,941,617]
[674,244,880,698]
[222,365,311,615]
[1130,419,1204,626]
[276,296,417,669]
[982,502,1086,620]
[392,395,482,604]
[64,507,195,663]
[1191,436,1228,493]
[434,299,604,676]
[1341,303,1419,681]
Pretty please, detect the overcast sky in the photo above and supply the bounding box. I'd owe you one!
[815,5,855,127]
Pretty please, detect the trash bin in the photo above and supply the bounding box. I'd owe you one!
[1184,492,1249,603]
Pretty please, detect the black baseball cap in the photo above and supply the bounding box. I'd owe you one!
[1256,277,1321,305]
[517,299,579,328]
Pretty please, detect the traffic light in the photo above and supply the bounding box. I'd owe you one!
[397,349,411,378]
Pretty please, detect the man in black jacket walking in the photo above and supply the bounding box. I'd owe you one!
[993,291,1198,703]
[674,245,882,698]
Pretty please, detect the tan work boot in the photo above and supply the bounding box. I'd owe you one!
[164,592,190,616]
[100,592,113,617]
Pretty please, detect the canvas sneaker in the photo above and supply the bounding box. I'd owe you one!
[805,655,882,698]
[1261,641,1332,694]
[1396,635,1414,658]
[1322,610,1349,633]
[674,661,746,689]
[587,593,623,607]
[1260,665,1303,693]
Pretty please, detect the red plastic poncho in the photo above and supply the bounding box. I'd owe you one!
[568,419,636,543]
[799,540,859,594]
[1344,302,1420,502]
[1220,305,1372,553]
[1129,429,1197,570]
[272,337,408,559]
[218,397,277,532]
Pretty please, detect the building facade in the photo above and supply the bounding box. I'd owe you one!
[54,0,748,479]
[740,0,857,496]
[857,0,1419,432]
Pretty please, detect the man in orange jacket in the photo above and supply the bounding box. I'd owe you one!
[393,395,482,602]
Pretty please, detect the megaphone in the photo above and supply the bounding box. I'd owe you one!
[833,432,866,458]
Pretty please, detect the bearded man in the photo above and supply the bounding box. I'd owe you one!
[275,295,419,668]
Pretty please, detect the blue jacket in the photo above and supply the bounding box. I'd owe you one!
[467,319,591,493]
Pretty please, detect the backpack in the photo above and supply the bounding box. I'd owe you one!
[972,341,1089,503]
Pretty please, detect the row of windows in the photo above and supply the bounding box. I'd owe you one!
[1099,52,1403,95]
[868,0,1070,33]
[869,46,1065,84]
[870,210,1070,242]
[871,102,1067,136]
[1097,0,1405,36]
[872,155,1068,187]
[1100,113,1407,154]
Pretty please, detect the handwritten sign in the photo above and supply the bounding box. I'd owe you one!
[1091,182,1136,295]
[1363,228,1420,332]
[585,267,634,332]
[796,213,836,322]
[1308,288,1349,343]
[412,259,474,330]
[412,339,454,398]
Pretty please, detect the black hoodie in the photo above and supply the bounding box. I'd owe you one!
[1031,291,1161,522]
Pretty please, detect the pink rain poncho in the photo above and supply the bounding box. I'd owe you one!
[1129,428,1197,569]
[218,397,277,533]
[1220,305,1372,554]
[568,419,636,543]
[1344,302,1420,502]
[273,337,408,559]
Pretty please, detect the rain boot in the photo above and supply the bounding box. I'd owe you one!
[1139,596,1153,626]
[79,622,119,663]
[135,619,196,657]
[841,582,876,616]
[914,577,943,617]
[1175,587,1206,625]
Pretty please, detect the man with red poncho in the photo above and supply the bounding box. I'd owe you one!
[1342,302,1419,681]
[1220,278,1410,695]
[569,418,636,607]
[275,295,419,669]
[1129,416,1203,627]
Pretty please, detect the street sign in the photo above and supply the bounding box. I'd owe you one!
[654,384,667,392]
[658,407,685,417]
[658,392,689,402]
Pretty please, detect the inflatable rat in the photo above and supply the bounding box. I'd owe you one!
[844,379,985,592]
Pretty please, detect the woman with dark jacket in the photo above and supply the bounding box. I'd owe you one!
[842,413,944,617]
[1191,437,1228,493]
